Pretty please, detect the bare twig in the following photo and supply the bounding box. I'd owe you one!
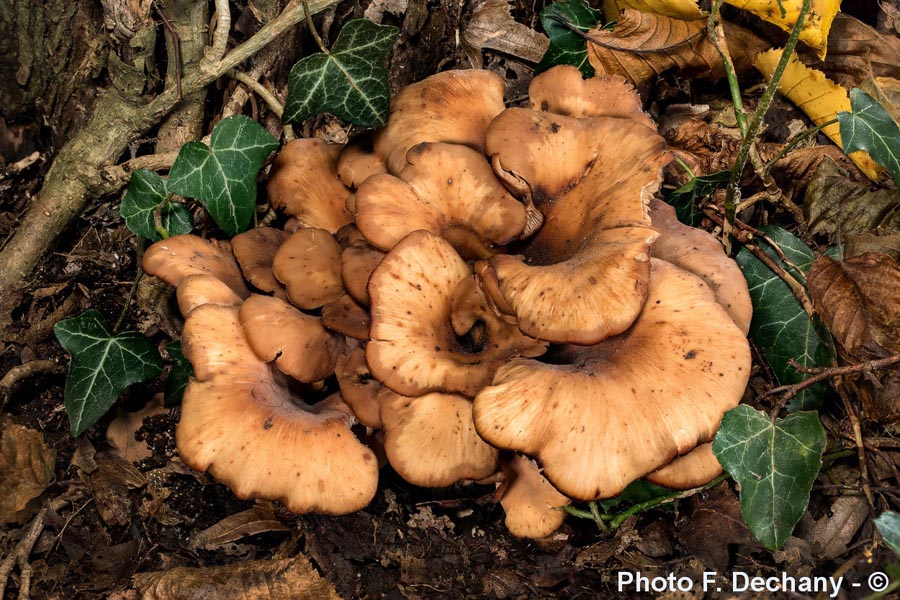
[156,6,183,101]
[0,360,63,398]
[0,0,340,302]
[0,508,48,600]
[228,71,284,117]
[207,0,232,63]
[836,382,875,507]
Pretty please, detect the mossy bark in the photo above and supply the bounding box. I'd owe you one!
[0,0,340,303]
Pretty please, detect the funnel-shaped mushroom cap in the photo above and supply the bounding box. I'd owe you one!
[354,143,528,258]
[337,135,387,188]
[500,454,569,539]
[368,230,546,398]
[176,274,244,316]
[482,107,668,344]
[267,138,352,233]
[644,442,723,490]
[273,227,344,310]
[239,294,344,383]
[178,304,378,514]
[142,234,250,298]
[374,69,506,174]
[649,198,752,335]
[379,388,498,487]
[231,227,290,298]
[336,344,382,428]
[528,65,654,128]
[473,259,751,501]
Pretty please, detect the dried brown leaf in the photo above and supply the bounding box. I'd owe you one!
[802,495,869,560]
[804,158,900,243]
[82,451,147,527]
[844,231,900,262]
[462,0,549,68]
[0,415,55,523]
[586,10,767,87]
[808,253,900,359]
[132,556,342,600]
[190,503,290,550]
[675,482,756,571]
[814,14,900,90]
[106,393,166,463]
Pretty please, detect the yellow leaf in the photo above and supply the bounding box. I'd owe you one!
[755,48,882,181]
[725,0,840,58]
[602,0,704,21]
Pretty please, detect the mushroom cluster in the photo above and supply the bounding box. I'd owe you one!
[142,65,751,537]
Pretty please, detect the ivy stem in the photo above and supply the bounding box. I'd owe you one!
[302,0,330,55]
[723,0,812,241]
[589,501,610,534]
[707,0,747,136]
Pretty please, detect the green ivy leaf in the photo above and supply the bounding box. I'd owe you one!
[283,19,399,128]
[167,115,279,236]
[664,170,730,227]
[735,226,832,411]
[535,0,602,78]
[597,480,672,512]
[164,341,192,405]
[54,310,164,437]
[120,170,192,241]
[838,88,900,187]
[713,405,825,550]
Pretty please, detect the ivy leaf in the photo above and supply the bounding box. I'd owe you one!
[54,310,164,437]
[283,19,399,128]
[875,511,900,557]
[735,226,832,411]
[664,170,730,227]
[164,341,192,405]
[712,405,825,550]
[838,89,900,186]
[120,170,192,241]
[535,0,602,78]
[167,115,279,236]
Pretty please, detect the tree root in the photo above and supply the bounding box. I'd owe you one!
[0,0,341,309]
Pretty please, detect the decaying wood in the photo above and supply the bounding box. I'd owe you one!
[0,0,341,308]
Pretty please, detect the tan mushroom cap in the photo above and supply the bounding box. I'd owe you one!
[367,230,546,398]
[142,234,250,298]
[473,259,751,501]
[336,226,385,306]
[267,138,352,233]
[500,454,570,539]
[644,442,723,490]
[231,226,289,298]
[322,294,371,340]
[176,274,244,316]
[336,344,382,428]
[529,65,655,129]
[354,143,528,259]
[481,108,667,344]
[648,198,752,335]
[178,304,378,514]
[374,69,507,174]
[239,294,344,383]
[272,227,344,310]
[379,388,498,487]
[337,135,387,188]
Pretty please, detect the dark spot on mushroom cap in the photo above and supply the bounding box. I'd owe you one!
[684,349,697,360]
[263,417,274,430]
